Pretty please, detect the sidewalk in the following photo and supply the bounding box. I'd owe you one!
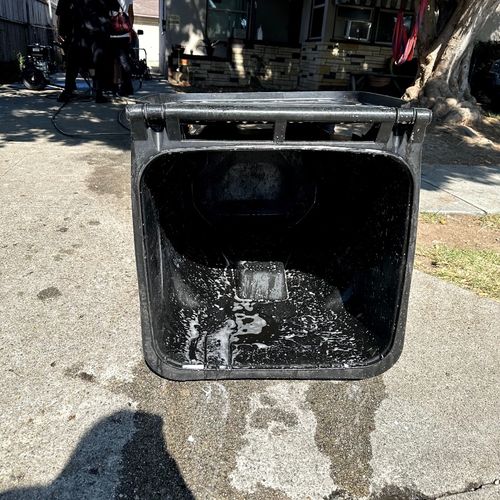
[0,81,499,500]
[421,163,500,215]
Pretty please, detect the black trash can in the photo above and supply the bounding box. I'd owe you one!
[127,91,431,380]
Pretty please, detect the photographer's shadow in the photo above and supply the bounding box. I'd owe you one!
[0,411,194,500]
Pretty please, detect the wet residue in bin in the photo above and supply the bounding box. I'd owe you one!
[162,260,379,371]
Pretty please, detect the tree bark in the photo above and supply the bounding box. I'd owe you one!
[404,0,500,124]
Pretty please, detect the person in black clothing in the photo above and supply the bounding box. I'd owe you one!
[56,0,119,103]
[110,1,135,96]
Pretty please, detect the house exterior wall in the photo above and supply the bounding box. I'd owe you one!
[294,0,412,90]
[163,0,400,90]
[135,15,160,69]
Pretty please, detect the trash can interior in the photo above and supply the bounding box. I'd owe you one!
[139,148,413,372]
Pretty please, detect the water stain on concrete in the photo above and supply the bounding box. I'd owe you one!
[231,382,335,500]
[251,408,299,429]
[86,166,126,198]
[84,152,129,199]
[37,287,62,301]
[370,484,432,500]
[249,485,292,500]
[112,363,267,500]
[306,377,387,499]
[78,372,96,383]
[259,394,278,406]
[64,364,96,383]
[53,247,76,261]
[111,363,387,500]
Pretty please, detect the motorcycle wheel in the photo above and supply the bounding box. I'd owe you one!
[22,68,47,90]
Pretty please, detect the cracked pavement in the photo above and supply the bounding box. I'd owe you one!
[0,83,499,499]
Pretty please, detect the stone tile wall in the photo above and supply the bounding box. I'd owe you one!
[184,44,301,89]
[298,42,393,89]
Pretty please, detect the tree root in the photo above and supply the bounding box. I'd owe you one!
[420,96,483,125]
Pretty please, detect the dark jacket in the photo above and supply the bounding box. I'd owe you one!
[56,0,119,39]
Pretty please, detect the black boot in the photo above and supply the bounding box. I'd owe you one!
[57,90,74,103]
[95,90,109,103]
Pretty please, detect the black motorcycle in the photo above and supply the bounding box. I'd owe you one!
[21,43,60,90]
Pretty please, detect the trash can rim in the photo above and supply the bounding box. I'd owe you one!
[132,143,418,181]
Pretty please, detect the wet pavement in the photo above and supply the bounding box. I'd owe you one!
[0,81,499,499]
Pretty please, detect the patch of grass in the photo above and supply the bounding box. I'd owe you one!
[416,244,500,300]
[479,214,500,230]
[419,212,447,225]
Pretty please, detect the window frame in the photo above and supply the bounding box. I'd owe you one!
[331,5,374,43]
[330,3,415,46]
[204,0,302,45]
[308,0,327,41]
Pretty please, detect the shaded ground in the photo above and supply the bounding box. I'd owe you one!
[423,117,500,166]
[420,115,499,215]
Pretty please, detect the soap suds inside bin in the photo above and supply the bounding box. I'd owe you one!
[164,260,379,369]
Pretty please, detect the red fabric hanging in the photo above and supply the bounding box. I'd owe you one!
[392,0,429,65]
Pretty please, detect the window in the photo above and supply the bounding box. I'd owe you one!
[252,0,301,44]
[333,6,373,41]
[309,0,326,40]
[376,10,413,44]
[207,0,249,40]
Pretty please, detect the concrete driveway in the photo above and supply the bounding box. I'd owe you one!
[0,83,499,500]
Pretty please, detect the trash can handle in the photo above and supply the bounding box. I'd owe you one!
[151,103,429,125]
[128,101,432,145]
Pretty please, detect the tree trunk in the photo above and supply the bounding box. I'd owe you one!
[404,0,500,124]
